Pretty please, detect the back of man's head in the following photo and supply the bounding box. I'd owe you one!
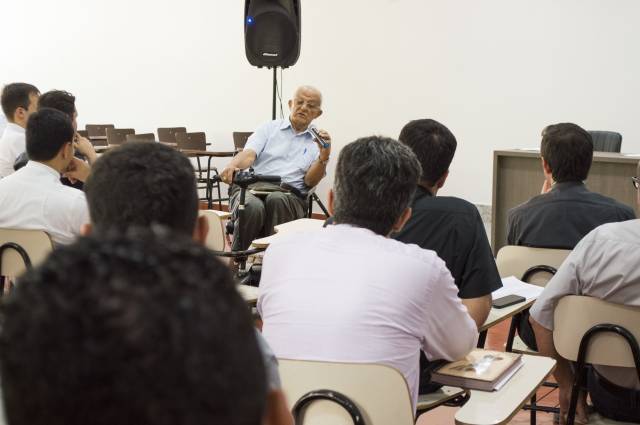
[84,142,198,235]
[0,228,267,425]
[38,90,76,120]
[540,123,593,183]
[1,83,39,122]
[399,119,457,186]
[333,136,421,236]
[26,108,74,162]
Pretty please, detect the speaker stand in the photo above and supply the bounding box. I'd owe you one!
[271,67,278,120]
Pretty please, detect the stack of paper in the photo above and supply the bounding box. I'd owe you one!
[492,276,544,301]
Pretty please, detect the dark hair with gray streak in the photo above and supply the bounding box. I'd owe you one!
[332,136,422,236]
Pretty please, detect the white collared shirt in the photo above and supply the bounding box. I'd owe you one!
[258,224,478,409]
[0,161,89,245]
[0,123,26,178]
[244,119,320,192]
[531,219,640,390]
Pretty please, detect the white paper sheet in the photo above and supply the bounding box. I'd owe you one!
[492,276,544,301]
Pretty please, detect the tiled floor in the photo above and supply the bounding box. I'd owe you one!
[416,320,559,425]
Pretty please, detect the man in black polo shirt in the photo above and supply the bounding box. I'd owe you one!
[394,119,502,394]
[507,122,634,350]
[507,123,634,249]
[394,119,502,326]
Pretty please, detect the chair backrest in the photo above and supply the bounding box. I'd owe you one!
[106,128,135,146]
[278,359,415,425]
[554,296,640,368]
[0,229,53,277]
[85,124,115,138]
[125,133,155,142]
[495,245,571,286]
[232,131,253,150]
[77,129,89,138]
[588,130,622,153]
[157,127,187,143]
[175,132,206,150]
[198,210,229,251]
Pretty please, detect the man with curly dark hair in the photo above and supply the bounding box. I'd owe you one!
[0,228,278,425]
[82,142,291,424]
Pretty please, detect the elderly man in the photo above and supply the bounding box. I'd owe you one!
[258,136,478,411]
[529,164,640,424]
[221,86,331,250]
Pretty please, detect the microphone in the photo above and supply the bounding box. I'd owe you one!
[309,125,330,149]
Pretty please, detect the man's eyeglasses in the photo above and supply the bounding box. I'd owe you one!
[632,176,640,189]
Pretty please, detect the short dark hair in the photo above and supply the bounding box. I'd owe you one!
[25,108,75,161]
[1,83,39,121]
[399,119,457,185]
[38,90,76,120]
[333,136,421,235]
[84,142,198,235]
[540,123,593,183]
[0,227,266,425]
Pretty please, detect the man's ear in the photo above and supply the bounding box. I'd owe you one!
[541,157,552,175]
[327,189,335,215]
[391,207,412,234]
[80,223,92,236]
[193,215,210,246]
[288,99,293,110]
[436,170,449,189]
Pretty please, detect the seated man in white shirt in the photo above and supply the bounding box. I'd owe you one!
[0,83,40,178]
[529,164,640,423]
[0,108,89,245]
[220,86,331,250]
[258,136,478,410]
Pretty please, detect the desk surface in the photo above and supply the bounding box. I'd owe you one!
[455,355,556,425]
[251,218,325,248]
[180,149,235,157]
[480,299,534,332]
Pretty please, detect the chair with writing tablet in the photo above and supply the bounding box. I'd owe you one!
[495,245,572,424]
[85,124,115,146]
[175,131,224,209]
[0,229,53,294]
[554,295,640,425]
[279,359,417,425]
[125,133,155,143]
[105,128,135,146]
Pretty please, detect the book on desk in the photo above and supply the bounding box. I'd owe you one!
[431,349,523,391]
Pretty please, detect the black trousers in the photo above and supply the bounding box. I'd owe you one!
[588,368,640,423]
[230,183,307,251]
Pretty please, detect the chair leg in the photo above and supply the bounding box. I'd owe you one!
[477,330,488,348]
[505,313,521,352]
[530,393,537,425]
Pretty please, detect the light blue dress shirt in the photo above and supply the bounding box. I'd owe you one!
[244,118,320,192]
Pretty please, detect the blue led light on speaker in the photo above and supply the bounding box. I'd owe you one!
[246,16,255,25]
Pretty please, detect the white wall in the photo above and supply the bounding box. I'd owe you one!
[3,0,640,205]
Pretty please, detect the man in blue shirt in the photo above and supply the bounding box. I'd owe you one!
[221,86,331,250]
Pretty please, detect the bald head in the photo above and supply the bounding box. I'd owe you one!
[288,85,323,132]
[294,86,322,107]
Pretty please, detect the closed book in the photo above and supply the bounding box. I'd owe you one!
[431,349,523,391]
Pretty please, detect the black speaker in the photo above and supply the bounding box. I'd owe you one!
[244,0,301,69]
